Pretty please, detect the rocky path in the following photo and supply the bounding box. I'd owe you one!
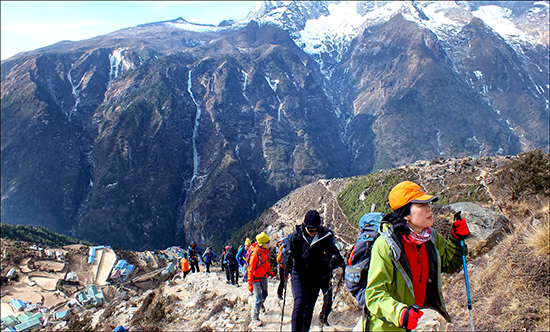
[160,264,360,331]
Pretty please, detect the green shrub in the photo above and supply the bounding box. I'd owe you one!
[338,169,417,227]
[500,150,550,199]
[0,223,94,247]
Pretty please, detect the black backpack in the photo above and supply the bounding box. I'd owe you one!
[224,246,238,269]
[189,247,199,263]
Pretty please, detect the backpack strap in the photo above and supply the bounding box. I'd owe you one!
[380,230,415,298]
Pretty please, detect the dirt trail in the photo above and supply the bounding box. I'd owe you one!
[165,265,359,331]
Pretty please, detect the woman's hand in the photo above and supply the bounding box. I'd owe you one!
[400,305,423,330]
[452,218,470,240]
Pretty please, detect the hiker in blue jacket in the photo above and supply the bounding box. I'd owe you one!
[236,238,251,283]
[202,247,216,273]
[283,210,343,332]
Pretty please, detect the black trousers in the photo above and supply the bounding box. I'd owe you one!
[319,276,333,324]
[226,267,237,284]
[291,275,321,332]
[190,260,199,273]
[277,266,286,299]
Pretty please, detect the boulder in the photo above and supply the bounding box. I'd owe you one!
[445,202,513,256]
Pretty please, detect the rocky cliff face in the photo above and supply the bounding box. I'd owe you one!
[1,1,548,250]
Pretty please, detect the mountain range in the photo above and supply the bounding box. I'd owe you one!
[1,1,548,250]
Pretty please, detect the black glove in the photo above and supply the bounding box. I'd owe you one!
[330,254,344,269]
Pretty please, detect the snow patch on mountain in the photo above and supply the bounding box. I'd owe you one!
[473,6,525,37]
[109,48,135,86]
[246,1,548,80]
[298,2,366,56]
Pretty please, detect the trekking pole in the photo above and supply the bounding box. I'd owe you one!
[455,212,475,332]
[280,276,287,332]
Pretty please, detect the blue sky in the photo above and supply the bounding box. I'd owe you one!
[1,1,259,60]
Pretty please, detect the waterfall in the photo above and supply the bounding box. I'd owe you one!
[188,69,202,190]
[67,64,82,119]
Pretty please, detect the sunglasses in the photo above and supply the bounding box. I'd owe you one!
[306,226,319,232]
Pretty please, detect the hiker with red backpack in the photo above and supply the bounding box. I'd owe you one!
[282,210,343,332]
[248,232,275,326]
[364,181,470,331]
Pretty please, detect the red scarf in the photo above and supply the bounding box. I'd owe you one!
[402,235,429,307]
[406,225,432,244]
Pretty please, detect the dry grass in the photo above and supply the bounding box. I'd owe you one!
[440,231,549,331]
[436,195,550,332]
[525,217,550,257]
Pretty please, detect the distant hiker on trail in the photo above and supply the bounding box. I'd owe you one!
[283,210,343,332]
[223,245,239,285]
[248,232,275,326]
[221,246,227,272]
[275,229,288,302]
[187,241,202,273]
[237,238,251,283]
[364,181,470,331]
[202,247,216,273]
[180,252,190,278]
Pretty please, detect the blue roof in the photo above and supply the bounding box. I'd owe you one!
[53,310,69,320]
[115,260,127,269]
[10,299,26,311]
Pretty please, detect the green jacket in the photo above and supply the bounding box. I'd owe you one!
[364,223,466,331]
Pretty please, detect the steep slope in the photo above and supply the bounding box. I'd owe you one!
[1,21,351,250]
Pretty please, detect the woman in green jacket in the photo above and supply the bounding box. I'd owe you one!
[364,181,470,331]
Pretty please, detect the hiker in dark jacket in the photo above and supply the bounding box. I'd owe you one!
[364,181,470,331]
[223,245,239,285]
[187,241,202,273]
[283,210,343,332]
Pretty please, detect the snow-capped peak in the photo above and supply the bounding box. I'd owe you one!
[244,1,548,78]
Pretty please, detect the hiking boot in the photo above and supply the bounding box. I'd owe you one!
[253,318,263,326]
[261,304,266,313]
